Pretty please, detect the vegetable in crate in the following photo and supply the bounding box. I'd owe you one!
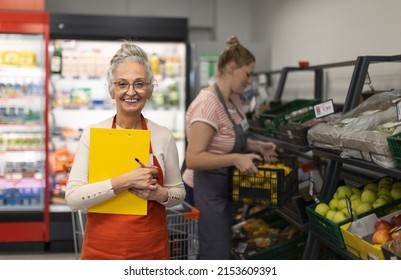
[232,213,303,259]
[232,161,294,206]
[232,162,292,189]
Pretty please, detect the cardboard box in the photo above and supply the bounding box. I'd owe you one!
[340,209,401,260]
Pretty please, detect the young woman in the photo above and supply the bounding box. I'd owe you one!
[183,36,278,260]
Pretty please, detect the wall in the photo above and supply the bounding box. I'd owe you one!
[46,0,401,103]
[45,0,272,92]
[252,0,401,102]
[255,0,401,66]
[45,0,260,43]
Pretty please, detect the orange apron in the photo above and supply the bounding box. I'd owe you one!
[80,115,170,260]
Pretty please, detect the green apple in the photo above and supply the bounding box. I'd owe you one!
[392,181,401,189]
[352,188,362,196]
[378,193,393,203]
[329,198,339,210]
[364,183,378,192]
[356,202,373,215]
[337,199,347,210]
[350,193,361,201]
[341,207,353,218]
[333,192,339,200]
[377,184,391,192]
[332,211,348,224]
[378,177,393,186]
[377,188,391,197]
[372,197,388,209]
[315,203,330,217]
[325,210,336,221]
[351,199,362,211]
[361,189,377,204]
[391,187,401,200]
[336,185,353,199]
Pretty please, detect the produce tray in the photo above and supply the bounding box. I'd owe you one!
[306,200,350,249]
[306,178,401,249]
[258,99,320,138]
[232,156,298,206]
[387,132,401,168]
[232,233,307,260]
[339,209,401,260]
[231,209,306,260]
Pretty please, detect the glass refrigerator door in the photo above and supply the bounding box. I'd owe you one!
[0,33,47,211]
[48,39,186,205]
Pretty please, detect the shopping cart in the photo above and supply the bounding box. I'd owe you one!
[71,209,86,260]
[71,201,200,260]
[166,201,200,260]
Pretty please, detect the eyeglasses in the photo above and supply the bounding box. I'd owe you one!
[113,80,151,93]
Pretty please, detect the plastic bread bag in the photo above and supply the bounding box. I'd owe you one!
[340,106,400,167]
[341,105,397,136]
[307,113,343,150]
[308,90,401,151]
[341,130,395,168]
[336,90,401,126]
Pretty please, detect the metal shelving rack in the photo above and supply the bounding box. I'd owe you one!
[248,57,401,259]
[302,54,401,259]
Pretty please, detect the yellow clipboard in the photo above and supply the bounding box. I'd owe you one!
[88,128,150,215]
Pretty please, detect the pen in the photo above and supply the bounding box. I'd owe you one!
[135,157,146,168]
[135,158,159,180]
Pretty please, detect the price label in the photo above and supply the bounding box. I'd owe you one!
[314,99,335,119]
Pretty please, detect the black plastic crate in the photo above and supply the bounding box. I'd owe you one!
[232,156,298,206]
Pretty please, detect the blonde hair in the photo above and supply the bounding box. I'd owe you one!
[217,36,255,75]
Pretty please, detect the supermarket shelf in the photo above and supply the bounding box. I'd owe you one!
[274,207,309,232]
[50,204,70,213]
[248,131,312,155]
[0,205,43,212]
[313,147,401,180]
[305,229,359,260]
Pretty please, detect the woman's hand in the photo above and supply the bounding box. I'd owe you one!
[128,184,168,203]
[233,153,263,174]
[258,142,278,163]
[112,165,159,195]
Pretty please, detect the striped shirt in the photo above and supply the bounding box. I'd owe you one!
[182,88,245,188]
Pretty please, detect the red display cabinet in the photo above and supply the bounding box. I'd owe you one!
[0,11,50,242]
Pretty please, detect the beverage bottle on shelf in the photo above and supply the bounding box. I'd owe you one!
[50,41,63,74]
[150,53,160,76]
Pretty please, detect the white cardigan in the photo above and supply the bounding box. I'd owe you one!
[65,116,185,211]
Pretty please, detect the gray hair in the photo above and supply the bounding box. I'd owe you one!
[106,41,155,94]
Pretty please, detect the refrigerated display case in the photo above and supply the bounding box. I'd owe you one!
[0,11,50,242]
[47,14,189,207]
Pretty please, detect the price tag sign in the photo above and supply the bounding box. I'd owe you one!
[314,99,335,119]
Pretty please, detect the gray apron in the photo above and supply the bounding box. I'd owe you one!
[194,83,247,260]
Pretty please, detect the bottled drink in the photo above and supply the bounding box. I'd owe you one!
[50,41,63,74]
